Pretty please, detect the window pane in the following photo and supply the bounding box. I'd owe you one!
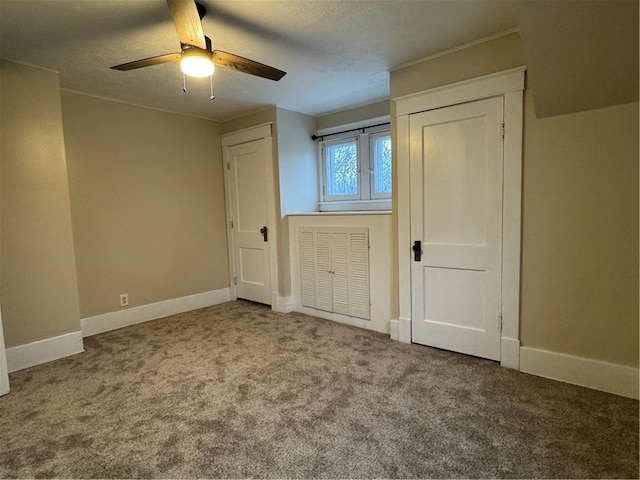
[373,135,392,194]
[326,141,358,196]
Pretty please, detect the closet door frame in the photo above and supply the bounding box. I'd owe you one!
[393,66,525,369]
[221,123,279,308]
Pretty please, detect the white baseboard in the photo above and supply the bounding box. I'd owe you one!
[0,313,10,395]
[398,316,411,343]
[81,288,231,337]
[520,346,639,400]
[500,337,520,369]
[7,331,84,373]
[389,318,399,340]
[274,296,294,313]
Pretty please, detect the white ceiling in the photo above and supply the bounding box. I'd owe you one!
[0,0,518,121]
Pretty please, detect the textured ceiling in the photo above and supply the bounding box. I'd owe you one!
[0,0,518,121]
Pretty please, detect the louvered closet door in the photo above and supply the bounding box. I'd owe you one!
[331,228,349,315]
[348,228,370,319]
[314,229,333,312]
[298,226,370,320]
[299,228,316,308]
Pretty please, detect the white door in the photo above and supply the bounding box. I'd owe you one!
[226,138,271,305]
[410,96,504,360]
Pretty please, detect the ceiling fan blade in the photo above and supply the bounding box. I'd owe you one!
[110,53,181,71]
[166,0,207,50]
[212,50,286,81]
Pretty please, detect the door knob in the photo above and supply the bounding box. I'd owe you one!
[260,226,268,242]
[412,240,422,261]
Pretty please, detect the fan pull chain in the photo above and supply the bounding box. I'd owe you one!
[182,74,187,93]
[209,75,215,100]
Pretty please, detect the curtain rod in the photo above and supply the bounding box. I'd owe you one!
[311,121,390,141]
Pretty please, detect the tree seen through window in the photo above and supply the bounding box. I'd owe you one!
[326,141,358,196]
[373,135,391,194]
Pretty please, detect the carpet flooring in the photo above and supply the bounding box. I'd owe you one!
[0,300,637,478]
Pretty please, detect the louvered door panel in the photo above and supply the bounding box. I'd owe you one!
[314,229,333,312]
[348,228,370,319]
[298,226,370,321]
[331,228,350,315]
[299,228,316,308]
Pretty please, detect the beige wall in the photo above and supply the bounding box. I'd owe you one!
[521,93,638,366]
[390,32,639,368]
[316,101,389,130]
[219,108,277,136]
[276,108,318,297]
[276,108,318,216]
[516,0,638,118]
[0,61,81,347]
[390,32,524,99]
[61,92,228,318]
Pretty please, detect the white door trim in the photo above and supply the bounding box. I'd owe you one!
[221,123,279,307]
[394,66,526,116]
[221,122,272,147]
[0,306,9,396]
[393,66,525,369]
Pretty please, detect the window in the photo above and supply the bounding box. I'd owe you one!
[371,133,392,197]
[325,139,359,198]
[319,123,392,211]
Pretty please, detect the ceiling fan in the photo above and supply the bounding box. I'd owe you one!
[110,0,286,81]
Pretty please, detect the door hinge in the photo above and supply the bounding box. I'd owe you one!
[369,299,372,306]
[233,276,237,286]
[501,123,505,140]
[230,220,234,229]
[226,161,230,170]
[499,312,503,331]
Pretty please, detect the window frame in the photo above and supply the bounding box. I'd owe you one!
[317,119,392,212]
[321,136,361,202]
[369,131,393,200]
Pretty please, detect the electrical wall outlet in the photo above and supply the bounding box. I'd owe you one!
[120,293,129,307]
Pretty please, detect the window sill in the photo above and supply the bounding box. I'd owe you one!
[319,199,391,212]
[288,211,391,216]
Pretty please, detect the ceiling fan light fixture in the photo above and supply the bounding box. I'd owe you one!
[180,48,214,78]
